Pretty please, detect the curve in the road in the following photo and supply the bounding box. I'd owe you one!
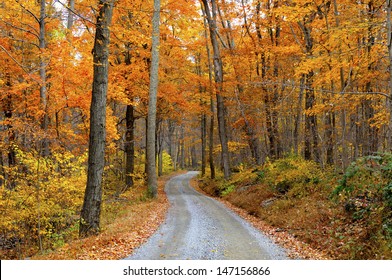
[125,171,288,260]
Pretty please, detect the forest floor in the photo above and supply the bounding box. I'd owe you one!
[31,172,185,260]
[196,157,392,260]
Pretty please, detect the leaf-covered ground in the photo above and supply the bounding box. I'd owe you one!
[32,173,182,260]
[196,156,392,260]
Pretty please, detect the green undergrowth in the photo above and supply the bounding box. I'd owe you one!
[199,154,392,259]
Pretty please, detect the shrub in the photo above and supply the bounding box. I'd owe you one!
[0,149,86,258]
[332,153,392,258]
[260,155,323,198]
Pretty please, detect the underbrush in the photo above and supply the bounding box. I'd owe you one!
[31,173,173,260]
[0,147,174,259]
[199,154,392,259]
[0,149,87,259]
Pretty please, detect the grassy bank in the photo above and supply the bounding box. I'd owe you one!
[198,155,392,259]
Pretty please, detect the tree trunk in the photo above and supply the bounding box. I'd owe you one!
[168,120,175,167]
[202,0,231,180]
[196,52,207,176]
[388,0,392,150]
[191,144,197,169]
[3,74,16,189]
[325,108,334,165]
[294,76,304,156]
[146,0,161,198]
[202,10,216,179]
[299,18,320,162]
[157,120,163,176]
[80,0,114,238]
[0,153,4,187]
[179,126,185,169]
[158,147,163,176]
[39,0,49,157]
[201,113,207,176]
[125,104,135,189]
[304,71,319,162]
[209,96,216,179]
[67,0,75,29]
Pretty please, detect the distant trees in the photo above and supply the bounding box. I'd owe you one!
[201,0,231,180]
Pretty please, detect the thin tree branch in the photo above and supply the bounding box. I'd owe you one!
[216,30,229,48]
[0,19,40,40]
[0,44,42,85]
[251,80,391,99]
[289,23,306,53]
[55,0,96,25]
[15,0,40,24]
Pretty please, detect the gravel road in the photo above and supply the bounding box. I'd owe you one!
[125,171,288,260]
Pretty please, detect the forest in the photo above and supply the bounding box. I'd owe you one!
[1,0,392,259]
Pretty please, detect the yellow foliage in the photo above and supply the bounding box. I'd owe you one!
[213,141,249,155]
[0,149,87,259]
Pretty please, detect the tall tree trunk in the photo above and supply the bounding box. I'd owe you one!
[0,153,4,187]
[325,103,334,165]
[146,0,161,198]
[196,53,207,176]
[168,120,177,170]
[179,125,185,169]
[387,0,392,150]
[299,19,320,162]
[304,71,320,162]
[202,9,216,179]
[158,147,163,176]
[3,74,16,189]
[157,119,163,176]
[209,95,216,179]
[201,113,207,176]
[202,0,231,180]
[293,76,304,155]
[191,144,197,169]
[123,45,135,191]
[362,4,378,156]
[39,0,49,157]
[125,104,135,189]
[80,0,114,238]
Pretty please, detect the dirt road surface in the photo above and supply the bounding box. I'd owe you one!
[125,171,288,260]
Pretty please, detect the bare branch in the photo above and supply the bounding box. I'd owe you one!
[251,80,391,100]
[0,19,40,40]
[216,30,228,49]
[15,0,40,24]
[7,37,40,49]
[55,0,96,25]
[289,23,306,53]
[0,44,42,86]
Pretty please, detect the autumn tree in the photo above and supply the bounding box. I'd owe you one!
[80,0,115,237]
[201,0,231,180]
[146,0,161,198]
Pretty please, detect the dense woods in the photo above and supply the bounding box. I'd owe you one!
[1,0,392,259]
